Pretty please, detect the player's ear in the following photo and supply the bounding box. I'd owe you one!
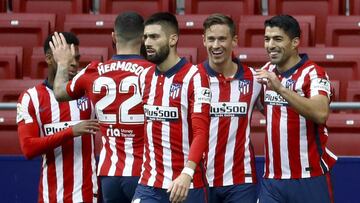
[111,32,117,45]
[45,51,53,64]
[292,37,300,49]
[169,33,178,47]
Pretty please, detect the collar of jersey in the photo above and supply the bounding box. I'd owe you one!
[111,54,144,60]
[203,58,244,80]
[277,53,308,78]
[43,79,53,90]
[155,57,187,77]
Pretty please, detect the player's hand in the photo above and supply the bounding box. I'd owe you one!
[49,32,76,67]
[255,69,283,92]
[72,120,100,137]
[167,173,192,203]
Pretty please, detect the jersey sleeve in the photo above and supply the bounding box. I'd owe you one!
[187,70,211,164]
[17,92,74,159]
[66,61,99,99]
[306,66,332,100]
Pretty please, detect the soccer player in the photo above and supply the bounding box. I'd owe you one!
[17,32,99,203]
[49,12,154,202]
[255,15,337,202]
[132,12,211,203]
[198,14,261,203]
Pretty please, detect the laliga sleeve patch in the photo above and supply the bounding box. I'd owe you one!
[195,87,211,104]
[311,78,331,93]
[16,103,24,123]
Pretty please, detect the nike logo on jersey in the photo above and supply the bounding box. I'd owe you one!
[144,105,179,121]
[210,102,248,117]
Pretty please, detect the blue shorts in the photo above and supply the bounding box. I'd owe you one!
[259,173,334,203]
[208,183,257,203]
[100,176,139,203]
[132,184,207,203]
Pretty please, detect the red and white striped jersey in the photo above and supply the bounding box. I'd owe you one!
[198,60,261,187]
[17,81,98,203]
[138,58,211,189]
[261,54,337,179]
[66,55,154,177]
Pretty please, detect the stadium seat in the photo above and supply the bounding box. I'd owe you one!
[0,46,23,79]
[64,14,117,59]
[98,0,175,17]
[0,0,6,12]
[233,47,268,69]
[30,46,109,79]
[0,13,55,78]
[0,79,42,102]
[176,14,210,63]
[11,0,92,30]
[238,15,316,47]
[349,0,360,15]
[346,81,360,102]
[325,16,360,47]
[178,47,198,64]
[326,112,360,155]
[268,0,341,45]
[299,47,360,95]
[184,0,261,18]
[331,80,340,101]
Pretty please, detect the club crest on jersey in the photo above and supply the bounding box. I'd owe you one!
[239,80,251,95]
[286,79,296,90]
[169,83,181,99]
[77,97,89,111]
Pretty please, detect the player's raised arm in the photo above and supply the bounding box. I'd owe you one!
[49,32,76,101]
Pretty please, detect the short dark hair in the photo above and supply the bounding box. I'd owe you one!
[144,12,179,35]
[114,11,144,41]
[44,32,79,54]
[203,13,236,37]
[264,15,301,39]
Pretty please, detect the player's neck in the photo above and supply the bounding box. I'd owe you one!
[209,58,237,78]
[157,52,181,73]
[116,44,141,55]
[277,54,301,73]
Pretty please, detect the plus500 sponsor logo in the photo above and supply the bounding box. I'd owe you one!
[264,90,288,106]
[144,105,179,121]
[210,102,247,117]
[43,120,81,136]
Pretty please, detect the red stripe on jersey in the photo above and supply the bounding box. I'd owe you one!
[152,74,166,187]
[37,86,58,203]
[114,137,126,176]
[60,102,75,202]
[139,68,155,185]
[271,107,282,179]
[98,137,111,175]
[287,108,301,177]
[82,134,93,201]
[213,81,231,186]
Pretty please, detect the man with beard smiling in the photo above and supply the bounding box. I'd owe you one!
[197,13,261,203]
[17,32,100,203]
[133,12,211,203]
[255,15,337,203]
